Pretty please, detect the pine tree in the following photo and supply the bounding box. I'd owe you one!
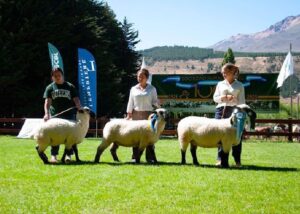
[0,0,140,117]
[222,48,236,66]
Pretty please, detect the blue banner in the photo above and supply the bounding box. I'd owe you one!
[78,48,97,115]
[48,42,64,72]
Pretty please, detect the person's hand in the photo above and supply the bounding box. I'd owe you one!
[126,113,132,120]
[227,94,234,102]
[221,94,234,102]
[43,113,50,121]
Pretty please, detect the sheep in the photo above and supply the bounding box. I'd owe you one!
[94,108,168,164]
[33,107,90,164]
[255,126,273,140]
[177,104,256,168]
[292,124,300,142]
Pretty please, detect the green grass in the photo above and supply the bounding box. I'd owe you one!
[0,136,299,214]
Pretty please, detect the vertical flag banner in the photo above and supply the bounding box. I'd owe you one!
[277,51,294,88]
[78,48,97,116]
[48,42,64,72]
[142,57,152,85]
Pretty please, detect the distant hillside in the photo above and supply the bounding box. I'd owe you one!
[146,56,300,75]
[140,46,300,65]
[140,47,300,76]
[211,15,300,52]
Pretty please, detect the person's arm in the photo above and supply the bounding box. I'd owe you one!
[43,98,52,121]
[73,97,81,110]
[151,87,160,109]
[213,83,230,103]
[237,85,246,105]
[126,88,134,120]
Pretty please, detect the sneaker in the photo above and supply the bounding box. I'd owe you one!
[65,155,72,163]
[215,160,221,166]
[50,155,58,163]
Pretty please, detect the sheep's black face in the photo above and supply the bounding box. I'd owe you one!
[235,105,257,130]
[244,108,257,130]
[155,108,169,121]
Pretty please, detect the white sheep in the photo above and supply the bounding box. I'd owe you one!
[177,104,256,168]
[94,108,168,163]
[33,107,90,164]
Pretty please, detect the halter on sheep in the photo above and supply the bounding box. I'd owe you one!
[94,108,168,164]
[178,104,256,168]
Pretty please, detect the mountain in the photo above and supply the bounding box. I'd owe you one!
[211,15,300,52]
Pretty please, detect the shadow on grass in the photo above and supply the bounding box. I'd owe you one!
[50,161,299,171]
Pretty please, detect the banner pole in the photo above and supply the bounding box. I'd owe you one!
[290,43,293,118]
[95,116,98,138]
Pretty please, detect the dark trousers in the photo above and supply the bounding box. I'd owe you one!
[131,110,154,162]
[51,113,76,156]
[215,106,242,164]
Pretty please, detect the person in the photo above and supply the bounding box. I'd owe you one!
[43,67,81,163]
[213,63,245,167]
[120,68,159,163]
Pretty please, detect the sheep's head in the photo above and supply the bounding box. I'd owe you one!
[237,104,257,130]
[231,104,257,141]
[148,108,169,133]
[76,106,91,121]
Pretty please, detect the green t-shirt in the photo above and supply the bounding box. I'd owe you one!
[43,81,78,119]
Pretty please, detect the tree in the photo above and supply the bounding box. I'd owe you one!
[222,48,236,66]
[0,0,140,117]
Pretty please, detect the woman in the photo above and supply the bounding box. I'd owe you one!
[126,68,159,163]
[213,63,245,167]
[43,67,81,163]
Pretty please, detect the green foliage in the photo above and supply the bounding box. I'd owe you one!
[0,0,140,117]
[222,48,236,65]
[140,46,300,63]
[0,137,300,213]
[141,46,215,61]
[207,62,213,72]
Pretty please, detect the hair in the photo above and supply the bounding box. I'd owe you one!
[222,63,239,76]
[137,68,149,79]
[51,67,64,76]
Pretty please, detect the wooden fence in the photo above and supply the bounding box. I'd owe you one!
[1,118,300,142]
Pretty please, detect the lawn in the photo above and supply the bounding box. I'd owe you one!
[0,136,299,214]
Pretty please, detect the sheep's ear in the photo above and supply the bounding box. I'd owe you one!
[245,108,257,130]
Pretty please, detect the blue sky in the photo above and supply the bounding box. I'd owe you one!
[103,0,300,50]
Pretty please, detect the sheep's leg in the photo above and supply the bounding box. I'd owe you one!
[72,144,81,162]
[94,140,111,163]
[61,148,72,163]
[220,150,229,168]
[190,144,199,166]
[110,143,120,162]
[146,145,157,164]
[181,149,186,164]
[35,145,49,164]
[133,147,143,164]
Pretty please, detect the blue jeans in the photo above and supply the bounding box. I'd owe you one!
[51,113,76,156]
[215,106,242,164]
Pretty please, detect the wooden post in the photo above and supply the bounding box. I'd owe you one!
[288,118,293,142]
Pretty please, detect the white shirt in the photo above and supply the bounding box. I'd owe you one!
[127,84,159,113]
[213,79,245,108]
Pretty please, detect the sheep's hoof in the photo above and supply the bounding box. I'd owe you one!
[181,161,186,165]
[147,160,158,164]
[193,161,200,166]
[221,164,229,168]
